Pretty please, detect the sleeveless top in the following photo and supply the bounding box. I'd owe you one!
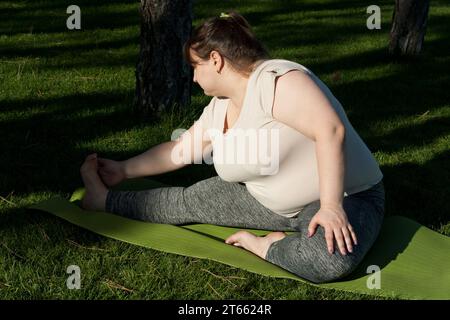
[194,59,383,218]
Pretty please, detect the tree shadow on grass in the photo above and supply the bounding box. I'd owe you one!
[0,88,215,197]
[194,0,389,21]
[339,216,421,288]
[363,114,450,155]
[0,90,144,195]
[0,34,140,72]
[295,35,450,140]
[0,0,140,36]
[0,36,139,59]
[340,150,450,285]
[381,149,450,229]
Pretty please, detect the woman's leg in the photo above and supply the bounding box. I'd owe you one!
[103,162,385,283]
[265,181,385,283]
[105,175,299,231]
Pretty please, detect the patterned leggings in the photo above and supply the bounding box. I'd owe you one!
[105,175,385,283]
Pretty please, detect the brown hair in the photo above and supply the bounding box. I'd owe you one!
[183,11,270,76]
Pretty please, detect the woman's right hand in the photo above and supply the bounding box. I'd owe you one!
[97,157,127,187]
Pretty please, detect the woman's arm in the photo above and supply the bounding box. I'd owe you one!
[315,125,345,209]
[312,125,358,256]
[273,70,347,206]
[272,70,357,255]
[123,121,212,179]
[122,140,182,178]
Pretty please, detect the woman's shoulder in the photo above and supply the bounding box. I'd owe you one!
[256,58,313,78]
[251,59,313,83]
[274,58,312,72]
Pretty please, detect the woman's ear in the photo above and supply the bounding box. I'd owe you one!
[210,50,224,72]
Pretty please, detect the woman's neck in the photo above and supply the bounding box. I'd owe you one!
[222,59,267,110]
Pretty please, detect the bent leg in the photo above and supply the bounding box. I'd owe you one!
[265,182,385,283]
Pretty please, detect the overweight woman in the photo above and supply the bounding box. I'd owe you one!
[80,11,385,283]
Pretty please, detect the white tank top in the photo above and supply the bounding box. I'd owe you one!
[195,59,383,218]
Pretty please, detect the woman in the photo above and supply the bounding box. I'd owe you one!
[80,11,385,283]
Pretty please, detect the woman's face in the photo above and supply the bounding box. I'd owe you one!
[190,49,221,96]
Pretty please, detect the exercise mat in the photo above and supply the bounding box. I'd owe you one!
[27,178,450,300]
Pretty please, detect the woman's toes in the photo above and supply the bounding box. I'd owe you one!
[79,154,108,212]
[225,231,288,260]
[80,154,98,173]
[225,230,253,247]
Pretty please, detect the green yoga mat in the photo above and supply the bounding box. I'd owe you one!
[27,178,450,300]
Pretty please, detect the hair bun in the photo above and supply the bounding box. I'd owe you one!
[220,10,252,31]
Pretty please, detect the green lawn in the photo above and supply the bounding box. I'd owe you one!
[0,0,449,299]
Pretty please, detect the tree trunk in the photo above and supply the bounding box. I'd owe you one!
[134,0,192,121]
[389,0,430,57]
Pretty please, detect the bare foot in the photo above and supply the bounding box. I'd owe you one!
[80,153,108,212]
[225,231,287,259]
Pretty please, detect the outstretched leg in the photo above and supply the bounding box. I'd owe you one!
[104,174,298,260]
[104,175,298,231]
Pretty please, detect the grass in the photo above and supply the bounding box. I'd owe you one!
[0,0,449,299]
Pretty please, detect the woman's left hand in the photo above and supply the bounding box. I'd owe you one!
[307,204,357,255]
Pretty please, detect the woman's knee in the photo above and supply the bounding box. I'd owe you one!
[266,230,361,284]
[305,255,359,283]
[297,238,359,283]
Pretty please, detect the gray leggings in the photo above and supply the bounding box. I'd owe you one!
[105,175,385,284]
